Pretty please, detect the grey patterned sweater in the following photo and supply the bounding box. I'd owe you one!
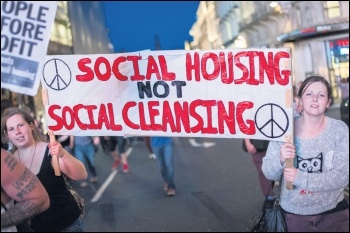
[262,117,349,215]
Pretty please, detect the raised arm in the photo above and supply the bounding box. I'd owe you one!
[49,141,88,180]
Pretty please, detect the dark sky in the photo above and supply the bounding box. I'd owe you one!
[102,1,200,53]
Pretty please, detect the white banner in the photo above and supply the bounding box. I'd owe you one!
[1,1,57,96]
[40,49,293,142]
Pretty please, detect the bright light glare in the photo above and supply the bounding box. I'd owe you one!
[270,2,278,8]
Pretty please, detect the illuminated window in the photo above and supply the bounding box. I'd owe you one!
[50,1,73,46]
[324,1,341,18]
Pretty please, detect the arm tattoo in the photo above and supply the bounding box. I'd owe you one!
[1,199,41,229]
[4,154,17,171]
[14,169,39,199]
[1,156,43,229]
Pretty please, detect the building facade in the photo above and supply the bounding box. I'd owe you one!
[188,1,349,104]
[1,1,114,128]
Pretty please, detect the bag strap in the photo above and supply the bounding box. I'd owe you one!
[275,176,283,199]
[62,174,74,191]
[261,182,273,210]
[273,176,283,208]
[1,201,7,211]
[261,176,283,210]
[263,181,274,197]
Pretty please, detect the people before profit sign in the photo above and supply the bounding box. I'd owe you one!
[1,1,50,57]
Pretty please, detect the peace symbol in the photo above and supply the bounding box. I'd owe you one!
[42,59,71,91]
[255,103,289,138]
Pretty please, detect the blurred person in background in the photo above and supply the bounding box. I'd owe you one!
[151,136,176,196]
[243,139,274,202]
[109,136,129,173]
[70,136,99,187]
[337,77,349,127]
[337,76,349,101]
[143,136,156,159]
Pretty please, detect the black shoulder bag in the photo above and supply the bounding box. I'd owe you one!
[63,174,85,217]
[245,177,287,232]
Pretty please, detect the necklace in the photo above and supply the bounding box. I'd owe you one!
[18,142,37,170]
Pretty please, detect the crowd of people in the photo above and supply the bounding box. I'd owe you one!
[1,74,349,232]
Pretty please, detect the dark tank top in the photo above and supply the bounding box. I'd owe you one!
[31,146,81,232]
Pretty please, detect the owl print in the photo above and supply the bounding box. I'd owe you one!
[296,153,323,173]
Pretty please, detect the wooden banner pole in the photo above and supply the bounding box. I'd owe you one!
[48,130,61,176]
[285,87,294,190]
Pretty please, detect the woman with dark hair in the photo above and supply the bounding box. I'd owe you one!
[1,107,88,232]
[262,75,349,232]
